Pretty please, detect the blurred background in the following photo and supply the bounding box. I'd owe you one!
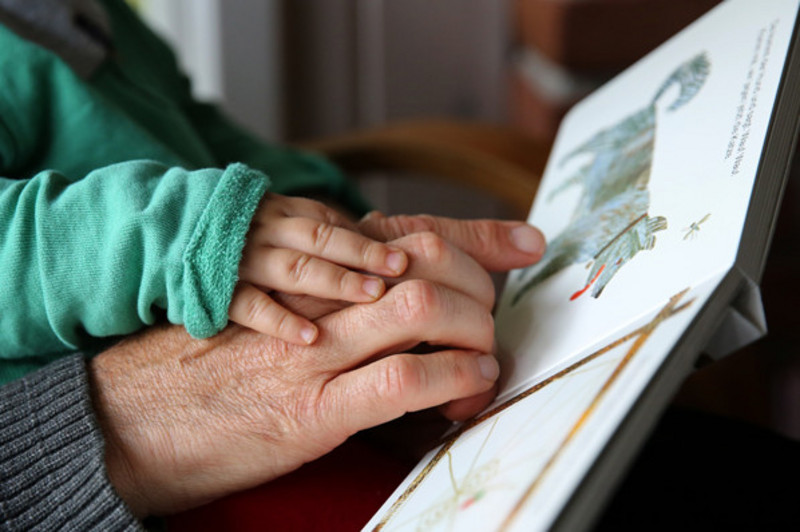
[131,0,719,143]
[130,0,722,216]
[128,0,800,445]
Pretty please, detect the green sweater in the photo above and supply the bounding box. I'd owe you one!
[0,0,366,383]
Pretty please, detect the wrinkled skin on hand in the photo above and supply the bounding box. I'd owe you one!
[90,217,545,517]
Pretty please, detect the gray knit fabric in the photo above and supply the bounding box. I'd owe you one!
[0,354,141,531]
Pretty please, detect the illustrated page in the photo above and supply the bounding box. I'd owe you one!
[496,0,799,399]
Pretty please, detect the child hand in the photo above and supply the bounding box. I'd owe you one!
[229,194,408,345]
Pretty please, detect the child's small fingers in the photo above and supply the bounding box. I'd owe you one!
[229,283,318,345]
[270,195,359,231]
[240,248,387,303]
[266,217,408,277]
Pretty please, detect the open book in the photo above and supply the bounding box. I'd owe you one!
[365,1,800,530]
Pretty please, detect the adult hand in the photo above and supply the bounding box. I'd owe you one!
[258,216,546,420]
[90,232,502,518]
[273,228,512,422]
[90,216,546,517]
[358,213,546,417]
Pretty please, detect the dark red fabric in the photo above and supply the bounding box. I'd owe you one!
[167,438,412,531]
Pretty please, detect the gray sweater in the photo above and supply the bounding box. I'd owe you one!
[0,355,140,530]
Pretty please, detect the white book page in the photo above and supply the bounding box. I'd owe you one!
[495,0,799,400]
[366,279,719,532]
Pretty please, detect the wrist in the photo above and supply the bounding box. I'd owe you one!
[89,350,151,518]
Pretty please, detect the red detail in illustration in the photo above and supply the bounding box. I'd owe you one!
[570,264,605,301]
[459,490,486,511]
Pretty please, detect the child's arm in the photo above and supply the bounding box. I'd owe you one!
[0,158,407,360]
[0,161,268,359]
[230,193,407,345]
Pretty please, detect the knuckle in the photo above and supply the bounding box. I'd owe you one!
[448,355,473,391]
[377,356,423,402]
[469,220,499,258]
[411,231,448,263]
[311,221,335,251]
[273,310,295,338]
[287,253,312,283]
[393,279,439,324]
[360,239,381,268]
[337,269,355,296]
[244,293,272,325]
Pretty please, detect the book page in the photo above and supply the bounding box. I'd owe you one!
[366,280,718,531]
[495,0,799,400]
[366,1,799,531]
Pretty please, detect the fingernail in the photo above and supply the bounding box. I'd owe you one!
[362,278,384,299]
[477,355,500,381]
[386,250,407,274]
[510,225,545,255]
[300,326,318,344]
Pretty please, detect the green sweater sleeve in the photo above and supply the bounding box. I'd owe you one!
[0,160,269,360]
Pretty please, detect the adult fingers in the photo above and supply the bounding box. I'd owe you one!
[313,280,495,369]
[359,211,546,272]
[324,350,500,435]
[240,247,387,303]
[385,231,496,309]
[229,282,318,344]
[264,216,408,277]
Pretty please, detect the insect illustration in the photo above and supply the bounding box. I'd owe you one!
[683,213,711,240]
[396,419,506,531]
[512,54,711,304]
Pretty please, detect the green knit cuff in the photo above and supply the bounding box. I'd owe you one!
[182,163,270,338]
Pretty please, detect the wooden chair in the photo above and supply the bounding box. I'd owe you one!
[302,119,551,219]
